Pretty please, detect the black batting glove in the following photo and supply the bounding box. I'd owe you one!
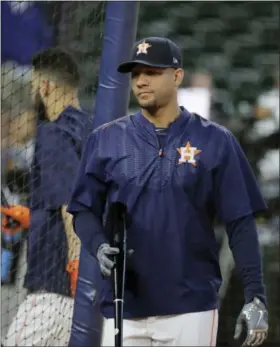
[234,297,268,346]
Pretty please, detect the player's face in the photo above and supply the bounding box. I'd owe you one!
[131,66,183,111]
[30,69,40,105]
[30,69,47,120]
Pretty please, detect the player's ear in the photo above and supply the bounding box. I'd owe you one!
[174,69,184,88]
[39,79,50,98]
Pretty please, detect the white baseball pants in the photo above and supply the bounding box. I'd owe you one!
[102,309,218,346]
[3,292,74,347]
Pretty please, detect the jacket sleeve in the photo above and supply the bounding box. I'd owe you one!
[39,125,80,208]
[214,131,267,305]
[226,214,266,306]
[213,131,267,224]
[67,130,108,257]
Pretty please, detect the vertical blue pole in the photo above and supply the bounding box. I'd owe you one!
[93,1,139,129]
[69,2,139,346]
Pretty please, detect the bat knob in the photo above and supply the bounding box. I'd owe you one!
[127,249,134,257]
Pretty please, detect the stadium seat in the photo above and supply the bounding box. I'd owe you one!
[203,37,226,53]
[225,17,250,37]
[259,74,275,92]
[214,77,230,91]
[195,2,222,19]
[261,27,279,51]
[231,47,258,68]
[248,2,278,18]
[254,53,279,70]
[229,68,261,90]
[138,4,168,23]
[169,3,198,20]
[174,35,202,51]
[232,71,263,104]
[196,53,229,78]
[172,18,195,37]
[234,83,259,105]
[193,19,226,35]
[147,20,173,37]
[181,48,202,69]
[213,89,232,106]
[219,3,250,20]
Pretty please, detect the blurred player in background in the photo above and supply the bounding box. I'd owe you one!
[1,0,53,176]
[2,48,91,347]
[250,65,279,183]
[68,37,268,346]
[177,69,213,120]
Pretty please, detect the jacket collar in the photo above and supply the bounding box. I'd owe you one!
[133,107,192,147]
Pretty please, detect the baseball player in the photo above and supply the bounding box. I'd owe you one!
[67,37,268,346]
[3,48,91,346]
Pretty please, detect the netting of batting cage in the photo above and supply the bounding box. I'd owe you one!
[1,0,279,346]
[1,1,105,345]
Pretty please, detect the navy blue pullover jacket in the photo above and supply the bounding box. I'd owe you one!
[68,108,267,318]
[25,106,91,295]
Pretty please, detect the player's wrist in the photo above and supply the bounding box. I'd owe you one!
[245,296,267,311]
[252,296,267,309]
[97,242,109,251]
[66,260,79,297]
[93,235,108,257]
[66,259,79,273]
[96,242,109,257]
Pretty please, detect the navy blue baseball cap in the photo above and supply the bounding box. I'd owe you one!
[117,37,183,73]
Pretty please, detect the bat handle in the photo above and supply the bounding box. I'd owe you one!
[114,297,124,347]
[113,254,125,347]
[113,233,127,347]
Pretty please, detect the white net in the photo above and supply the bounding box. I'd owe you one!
[1,2,105,345]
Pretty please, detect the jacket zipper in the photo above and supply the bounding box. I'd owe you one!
[157,136,164,157]
[157,137,164,188]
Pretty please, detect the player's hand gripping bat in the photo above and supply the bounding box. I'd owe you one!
[1,189,30,235]
[105,202,128,347]
[1,189,20,230]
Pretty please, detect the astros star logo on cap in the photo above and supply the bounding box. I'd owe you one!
[136,40,152,55]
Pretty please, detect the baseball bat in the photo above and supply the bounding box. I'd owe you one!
[105,202,127,347]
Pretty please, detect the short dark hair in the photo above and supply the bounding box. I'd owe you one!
[32,47,80,87]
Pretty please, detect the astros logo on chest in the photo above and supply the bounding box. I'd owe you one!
[177,141,201,167]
